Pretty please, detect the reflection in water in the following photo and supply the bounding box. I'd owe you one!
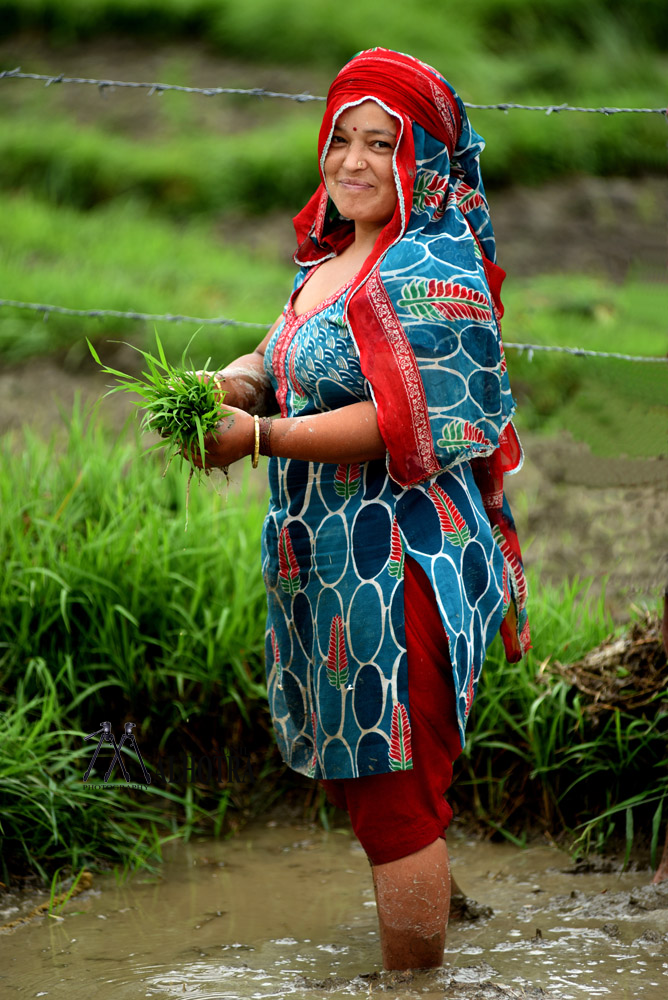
[2,822,668,999]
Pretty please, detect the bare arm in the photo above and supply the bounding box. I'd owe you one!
[191,399,386,469]
[204,320,280,416]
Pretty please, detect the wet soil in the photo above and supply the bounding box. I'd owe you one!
[2,823,668,999]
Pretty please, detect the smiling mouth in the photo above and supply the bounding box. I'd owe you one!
[339,179,373,190]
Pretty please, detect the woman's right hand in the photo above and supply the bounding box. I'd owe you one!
[184,405,255,469]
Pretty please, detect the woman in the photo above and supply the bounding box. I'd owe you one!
[193,48,530,969]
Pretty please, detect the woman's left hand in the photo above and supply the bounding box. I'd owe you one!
[184,405,254,470]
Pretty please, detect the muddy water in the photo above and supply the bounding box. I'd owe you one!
[2,823,668,1000]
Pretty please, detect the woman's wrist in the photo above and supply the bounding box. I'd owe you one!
[258,417,273,457]
[250,416,274,467]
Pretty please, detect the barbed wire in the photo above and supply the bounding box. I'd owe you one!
[502,342,667,363]
[1,299,665,363]
[0,299,266,329]
[1,68,666,116]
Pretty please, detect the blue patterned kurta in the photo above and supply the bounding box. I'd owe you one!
[262,271,508,781]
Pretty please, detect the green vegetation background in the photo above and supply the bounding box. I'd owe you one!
[0,0,667,881]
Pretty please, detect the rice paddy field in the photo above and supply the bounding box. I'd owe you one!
[1,0,667,888]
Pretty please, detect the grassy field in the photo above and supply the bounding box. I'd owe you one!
[1,189,666,459]
[1,413,666,880]
[2,0,666,99]
[1,4,666,459]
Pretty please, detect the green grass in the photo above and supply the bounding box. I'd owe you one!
[2,190,665,458]
[0,662,232,884]
[459,579,668,859]
[88,332,232,484]
[1,409,666,881]
[0,406,269,710]
[0,191,290,365]
[504,276,668,457]
[0,404,275,880]
[0,106,324,218]
[1,1,667,213]
[0,62,664,213]
[2,0,666,80]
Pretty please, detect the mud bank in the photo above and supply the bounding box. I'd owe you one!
[2,823,667,999]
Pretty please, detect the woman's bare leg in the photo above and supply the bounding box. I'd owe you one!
[372,837,450,970]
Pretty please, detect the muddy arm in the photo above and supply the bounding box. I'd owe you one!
[202,319,280,416]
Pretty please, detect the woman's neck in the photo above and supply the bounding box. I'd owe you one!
[348,221,384,261]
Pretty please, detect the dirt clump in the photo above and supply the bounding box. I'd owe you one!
[549,612,667,716]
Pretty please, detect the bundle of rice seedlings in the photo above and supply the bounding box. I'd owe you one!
[88,334,230,517]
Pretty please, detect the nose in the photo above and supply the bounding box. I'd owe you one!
[341,140,365,171]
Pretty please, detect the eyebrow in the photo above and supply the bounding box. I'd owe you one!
[336,124,396,138]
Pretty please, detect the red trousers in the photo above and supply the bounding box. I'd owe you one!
[320,555,462,865]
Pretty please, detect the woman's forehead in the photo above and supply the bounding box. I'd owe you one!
[334,99,399,135]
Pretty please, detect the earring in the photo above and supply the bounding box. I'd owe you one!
[357,161,364,168]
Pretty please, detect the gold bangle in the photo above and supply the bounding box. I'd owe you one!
[252,414,260,469]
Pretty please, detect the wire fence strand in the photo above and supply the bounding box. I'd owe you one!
[0,299,266,329]
[1,68,666,116]
[1,298,665,363]
[1,68,666,365]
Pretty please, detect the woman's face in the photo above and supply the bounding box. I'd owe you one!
[324,100,399,231]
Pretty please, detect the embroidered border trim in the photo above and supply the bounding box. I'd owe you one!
[272,271,356,417]
[365,270,440,478]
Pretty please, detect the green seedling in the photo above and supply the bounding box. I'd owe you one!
[88,332,229,470]
[88,333,231,523]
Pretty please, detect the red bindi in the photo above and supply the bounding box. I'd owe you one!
[352,127,357,131]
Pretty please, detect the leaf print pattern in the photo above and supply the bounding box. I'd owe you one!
[398,279,492,323]
[288,342,308,412]
[437,418,492,452]
[278,525,301,596]
[326,615,349,689]
[389,703,413,770]
[413,170,448,215]
[492,525,528,611]
[271,625,282,688]
[453,180,486,214]
[465,669,475,717]
[388,515,405,578]
[429,483,471,548]
[333,463,361,499]
[307,710,318,778]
